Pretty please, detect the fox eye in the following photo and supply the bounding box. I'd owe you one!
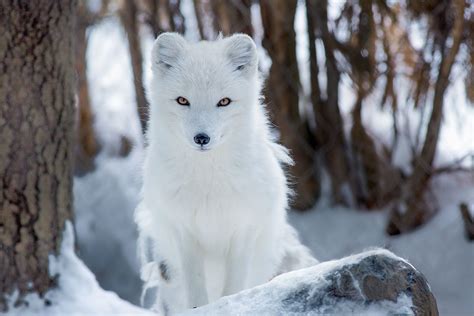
[176,96,190,106]
[217,98,231,107]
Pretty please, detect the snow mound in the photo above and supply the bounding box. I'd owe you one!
[74,151,144,304]
[184,249,437,316]
[6,222,152,316]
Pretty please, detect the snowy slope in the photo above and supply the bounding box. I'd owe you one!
[74,151,144,304]
[5,222,153,316]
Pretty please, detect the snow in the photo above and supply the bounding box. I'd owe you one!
[6,222,153,316]
[74,151,144,305]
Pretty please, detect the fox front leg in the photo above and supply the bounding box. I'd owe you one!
[222,233,255,296]
[244,229,280,289]
[150,226,189,314]
[179,234,209,308]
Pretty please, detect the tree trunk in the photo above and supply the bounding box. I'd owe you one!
[387,0,466,235]
[167,0,186,34]
[120,0,148,135]
[261,0,319,210]
[314,0,354,206]
[350,96,384,208]
[305,0,323,199]
[0,1,76,311]
[459,203,474,241]
[192,0,205,39]
[212,0,253,36]
[306,0,322,122]
[146,0,164,38]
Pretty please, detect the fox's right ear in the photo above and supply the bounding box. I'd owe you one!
[151,32,187,72]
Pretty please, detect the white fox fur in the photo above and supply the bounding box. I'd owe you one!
[135,33,317,314]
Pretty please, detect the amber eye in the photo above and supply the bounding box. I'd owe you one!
[217,97,231,107]
[176,96,190,106]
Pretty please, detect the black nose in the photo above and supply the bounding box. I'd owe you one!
[194,133,210,145]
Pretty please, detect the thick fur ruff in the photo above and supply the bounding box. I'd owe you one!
[135,33,317,314]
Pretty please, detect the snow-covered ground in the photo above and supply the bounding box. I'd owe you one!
[74,151,144,304]
[5,222,153,316]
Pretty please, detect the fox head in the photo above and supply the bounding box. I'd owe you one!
[148,32,261,153]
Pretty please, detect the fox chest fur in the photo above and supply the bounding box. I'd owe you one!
[142,142,287,253]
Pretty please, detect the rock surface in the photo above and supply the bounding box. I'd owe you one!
[184,249,438,315]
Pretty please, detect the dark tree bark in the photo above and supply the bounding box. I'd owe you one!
[212,0,253,36]
[350,96,384,208]
[312,0,353,206]
[146,0,164,38]
[304,0,323,199]
[306,0,322,124]
[120,0,148,135]
[459,203,474,241]
[167,0,186,34]
[146,0,186,37]
[261,0,319,210]
[0,1,76,311]
[387,0,466,235]
[346,1,387,208]
[467,44,474,103]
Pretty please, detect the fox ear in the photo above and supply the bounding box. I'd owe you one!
[225,34,257,73]
[152,32,187,71]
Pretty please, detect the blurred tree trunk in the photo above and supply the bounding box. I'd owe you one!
[146,0,164,38]
[193,0,205,39]
[261,0,319,210]
[467,44,474,103]
[75,2,100,175]
[387,0,466,235]
[305,0,323,198]
[306,0,322,131]
[346,0,386,208]
[313,0,353,206]
[459,203,474,241]
[165,0,185,34]
[0,1,75,311]
[212,0,253,36]
[120,0,148,135]
[350,95,384,208]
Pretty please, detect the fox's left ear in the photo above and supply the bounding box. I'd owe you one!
[225,34,258,74]
[152,32,187,72]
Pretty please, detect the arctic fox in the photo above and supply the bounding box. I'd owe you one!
[135,32,317,314]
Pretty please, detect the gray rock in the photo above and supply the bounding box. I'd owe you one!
[184,249,438,315]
